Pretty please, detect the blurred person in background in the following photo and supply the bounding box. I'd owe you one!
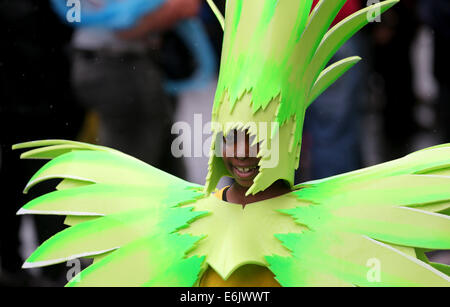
[1,0,202,286]
[419,0,450,142]
[171,0,226,186]
[69,0,201,178]
[297,0,364,182]
[0,0,84,285]
[199,0,225,62]
[370,0,420,159]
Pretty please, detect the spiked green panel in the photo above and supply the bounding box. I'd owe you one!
[65,233,206,287]
[268,145,450,286]
[205,0,400,195]
[14,140,209,286]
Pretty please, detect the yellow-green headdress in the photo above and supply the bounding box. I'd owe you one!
[205,0,399,195]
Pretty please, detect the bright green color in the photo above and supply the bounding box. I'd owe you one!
[178,192,306,280]
[205,0,399,196]
[14,140,450,286]
[12,0,450,287]
[268,145,450,286]
[14,140,207,287]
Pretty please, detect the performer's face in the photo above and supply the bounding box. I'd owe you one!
[222,130,260,188]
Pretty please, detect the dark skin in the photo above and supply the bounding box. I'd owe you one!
[222,130,291,207]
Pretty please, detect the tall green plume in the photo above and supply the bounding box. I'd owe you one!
[205,0,400,196]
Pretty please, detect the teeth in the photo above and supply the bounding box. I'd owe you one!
[236,166,256,173]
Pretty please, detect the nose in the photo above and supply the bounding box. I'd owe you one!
[235,134,248,158]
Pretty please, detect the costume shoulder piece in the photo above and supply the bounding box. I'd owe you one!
[268,144,450,286]
[13,0,450,286]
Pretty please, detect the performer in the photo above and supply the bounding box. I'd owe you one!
[13,0,450,286]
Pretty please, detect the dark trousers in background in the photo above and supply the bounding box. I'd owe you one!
[1,108,83,286]
[295,35,365,184]
[71,51,186,178]
[434,34,450,142]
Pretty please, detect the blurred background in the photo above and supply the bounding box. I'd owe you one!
[0,0,449,286]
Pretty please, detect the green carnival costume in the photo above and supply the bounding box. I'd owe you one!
[14,0,450,286]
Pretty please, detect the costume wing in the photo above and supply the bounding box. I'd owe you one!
[14,140,208,287]
[14,141,450,287]
[267,144,450,286]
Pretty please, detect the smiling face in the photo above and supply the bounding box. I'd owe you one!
[205,92,300,196]
[222,129,261,188]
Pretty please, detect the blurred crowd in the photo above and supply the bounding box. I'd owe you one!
[0,0,449,286]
